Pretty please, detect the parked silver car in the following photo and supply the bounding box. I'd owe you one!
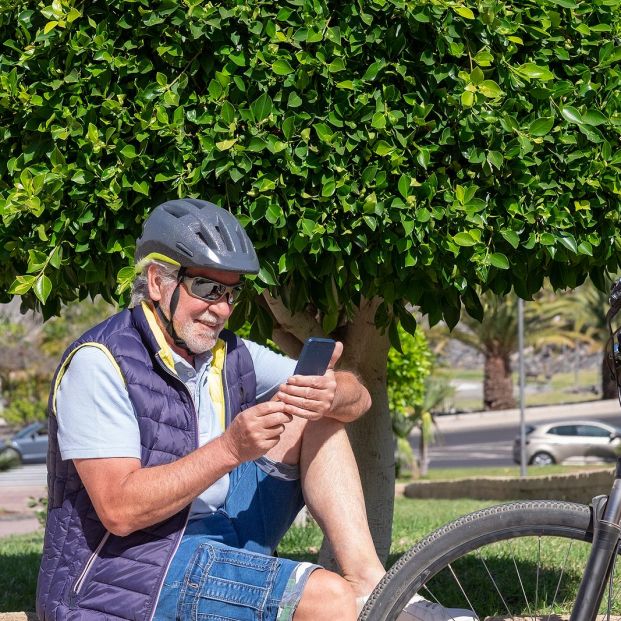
[513,420,621,466]
[0,421,48,464]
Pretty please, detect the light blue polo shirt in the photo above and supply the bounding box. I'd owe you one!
[55,339,297,519]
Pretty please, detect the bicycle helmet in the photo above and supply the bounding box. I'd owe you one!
[135,198,259,274]
[135,198,259,353]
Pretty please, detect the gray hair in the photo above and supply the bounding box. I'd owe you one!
[129,260,179,308]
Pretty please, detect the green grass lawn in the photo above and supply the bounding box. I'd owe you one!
[3,493,609,615]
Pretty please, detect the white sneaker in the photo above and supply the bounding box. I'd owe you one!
[397,594,477,621]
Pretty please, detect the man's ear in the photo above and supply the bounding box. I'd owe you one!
[146,264,164,303]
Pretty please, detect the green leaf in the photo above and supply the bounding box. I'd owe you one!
[478,80,503,98]
[398,174,410,199]
[461,91,474,107]
[453,6,475,19]
[453,232,477,247]
[374,140,394,156]
[272,59,295,75]
[371,112,386,129]
[489,253,509,269]
[529,117,554,137]
[515,63,554,81]
[487,151,503,169]
[216,138,237,151]
[287,92,302,108]
[8,275,37,295]
[120,144,137,159]
[34,274,52,304]
[582,110,608,126]
[558,234,578,253]
[500,229,519,249]
[251,93,273,123]
[578,241,593,256]
[322,179,336,197]
[313,123,334,143]
[561,106,583,125]
[258,266,277,286]
[416,148,430,169]
[282,116,295,140]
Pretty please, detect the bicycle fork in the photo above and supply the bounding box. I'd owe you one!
[570,458,621,621]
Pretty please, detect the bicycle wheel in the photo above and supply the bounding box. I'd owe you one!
[359,500,621,621]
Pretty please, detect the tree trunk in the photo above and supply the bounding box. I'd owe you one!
[483,352,515,410]
[264,294,395,566]
[602,348,617,400]
[419,433,429,477]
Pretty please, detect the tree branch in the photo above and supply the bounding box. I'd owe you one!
[261,291,322,343]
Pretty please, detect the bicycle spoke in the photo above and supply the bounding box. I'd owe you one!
[510,542,534,621]
[478,551,513,620]
[535,538,541,619]
[447,564,478,614]
[548,537,574,618]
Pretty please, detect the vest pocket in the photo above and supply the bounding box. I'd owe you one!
[71,531,110,599]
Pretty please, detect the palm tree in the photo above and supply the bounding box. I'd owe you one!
[445,291,593,410]
[392,374,453,477]
[560,279,617,400]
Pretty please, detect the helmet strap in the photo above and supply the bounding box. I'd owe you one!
[154,268,193,355]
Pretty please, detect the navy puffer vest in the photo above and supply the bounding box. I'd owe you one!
[36,305,256,621]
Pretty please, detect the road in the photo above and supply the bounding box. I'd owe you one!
[409,398,621,469]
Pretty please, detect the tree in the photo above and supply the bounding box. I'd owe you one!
[387,324,433,477]
[447,291,594,410]
[565,279,618,400]
[0,297,114,426]
[1,1,620,561]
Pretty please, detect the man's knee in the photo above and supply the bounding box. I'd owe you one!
[295,569,357,621]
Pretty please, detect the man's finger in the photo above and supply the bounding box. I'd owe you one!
[328,341,343,369]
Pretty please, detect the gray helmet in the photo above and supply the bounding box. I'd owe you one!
[135,198,259,274]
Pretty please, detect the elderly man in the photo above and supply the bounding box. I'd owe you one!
[37,198,475,621]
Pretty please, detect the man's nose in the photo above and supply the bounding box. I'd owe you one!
[210,297,234,317]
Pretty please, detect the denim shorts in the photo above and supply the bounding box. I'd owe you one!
[153,457,320,620]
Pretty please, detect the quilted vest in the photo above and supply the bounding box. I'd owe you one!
[36,304,256,621]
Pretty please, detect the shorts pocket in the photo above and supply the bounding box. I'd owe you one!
[179,542,279,621]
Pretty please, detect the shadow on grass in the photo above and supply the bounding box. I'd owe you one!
[384,553,600,617]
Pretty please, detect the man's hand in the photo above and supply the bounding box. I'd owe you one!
[276,342,343,421]
[219,401,293,463]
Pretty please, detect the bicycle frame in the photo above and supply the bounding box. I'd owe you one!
[570,457,621,621]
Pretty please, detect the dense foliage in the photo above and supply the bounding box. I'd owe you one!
[1,0,620,338]
[387,324,433,415]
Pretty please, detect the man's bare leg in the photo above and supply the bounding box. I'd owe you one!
[299,418,386,597]
[294,569,357,621]
[265,415,384,593]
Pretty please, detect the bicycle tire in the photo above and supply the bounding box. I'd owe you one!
[359,500,597,621]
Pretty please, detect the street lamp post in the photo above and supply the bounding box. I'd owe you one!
[518,297,527,477]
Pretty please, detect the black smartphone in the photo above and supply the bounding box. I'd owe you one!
[294,338,336,376]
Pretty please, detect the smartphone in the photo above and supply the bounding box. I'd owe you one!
[294,337,336,376]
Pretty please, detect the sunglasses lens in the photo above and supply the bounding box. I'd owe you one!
[190,279,224,301]
[228,286,243,303]
[187,277,243,304]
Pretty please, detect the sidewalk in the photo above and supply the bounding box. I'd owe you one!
[0,484,45,539]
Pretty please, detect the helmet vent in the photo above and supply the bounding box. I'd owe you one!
[164,203,191,219]
[175,242,194,257]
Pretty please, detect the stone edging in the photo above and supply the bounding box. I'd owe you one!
[404,468,616,504]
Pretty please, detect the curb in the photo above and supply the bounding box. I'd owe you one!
[404,467,615,504]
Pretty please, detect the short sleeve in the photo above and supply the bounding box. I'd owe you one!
[55,346,141,460]
[242,339,297,402]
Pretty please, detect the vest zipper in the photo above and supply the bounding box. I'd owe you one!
[147,352,198,621]
[222,341,231,427]
[71,531,110,598]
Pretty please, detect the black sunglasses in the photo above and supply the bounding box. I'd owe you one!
[182,275,244,305]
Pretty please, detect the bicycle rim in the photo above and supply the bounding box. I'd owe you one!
[359,500,621,621]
